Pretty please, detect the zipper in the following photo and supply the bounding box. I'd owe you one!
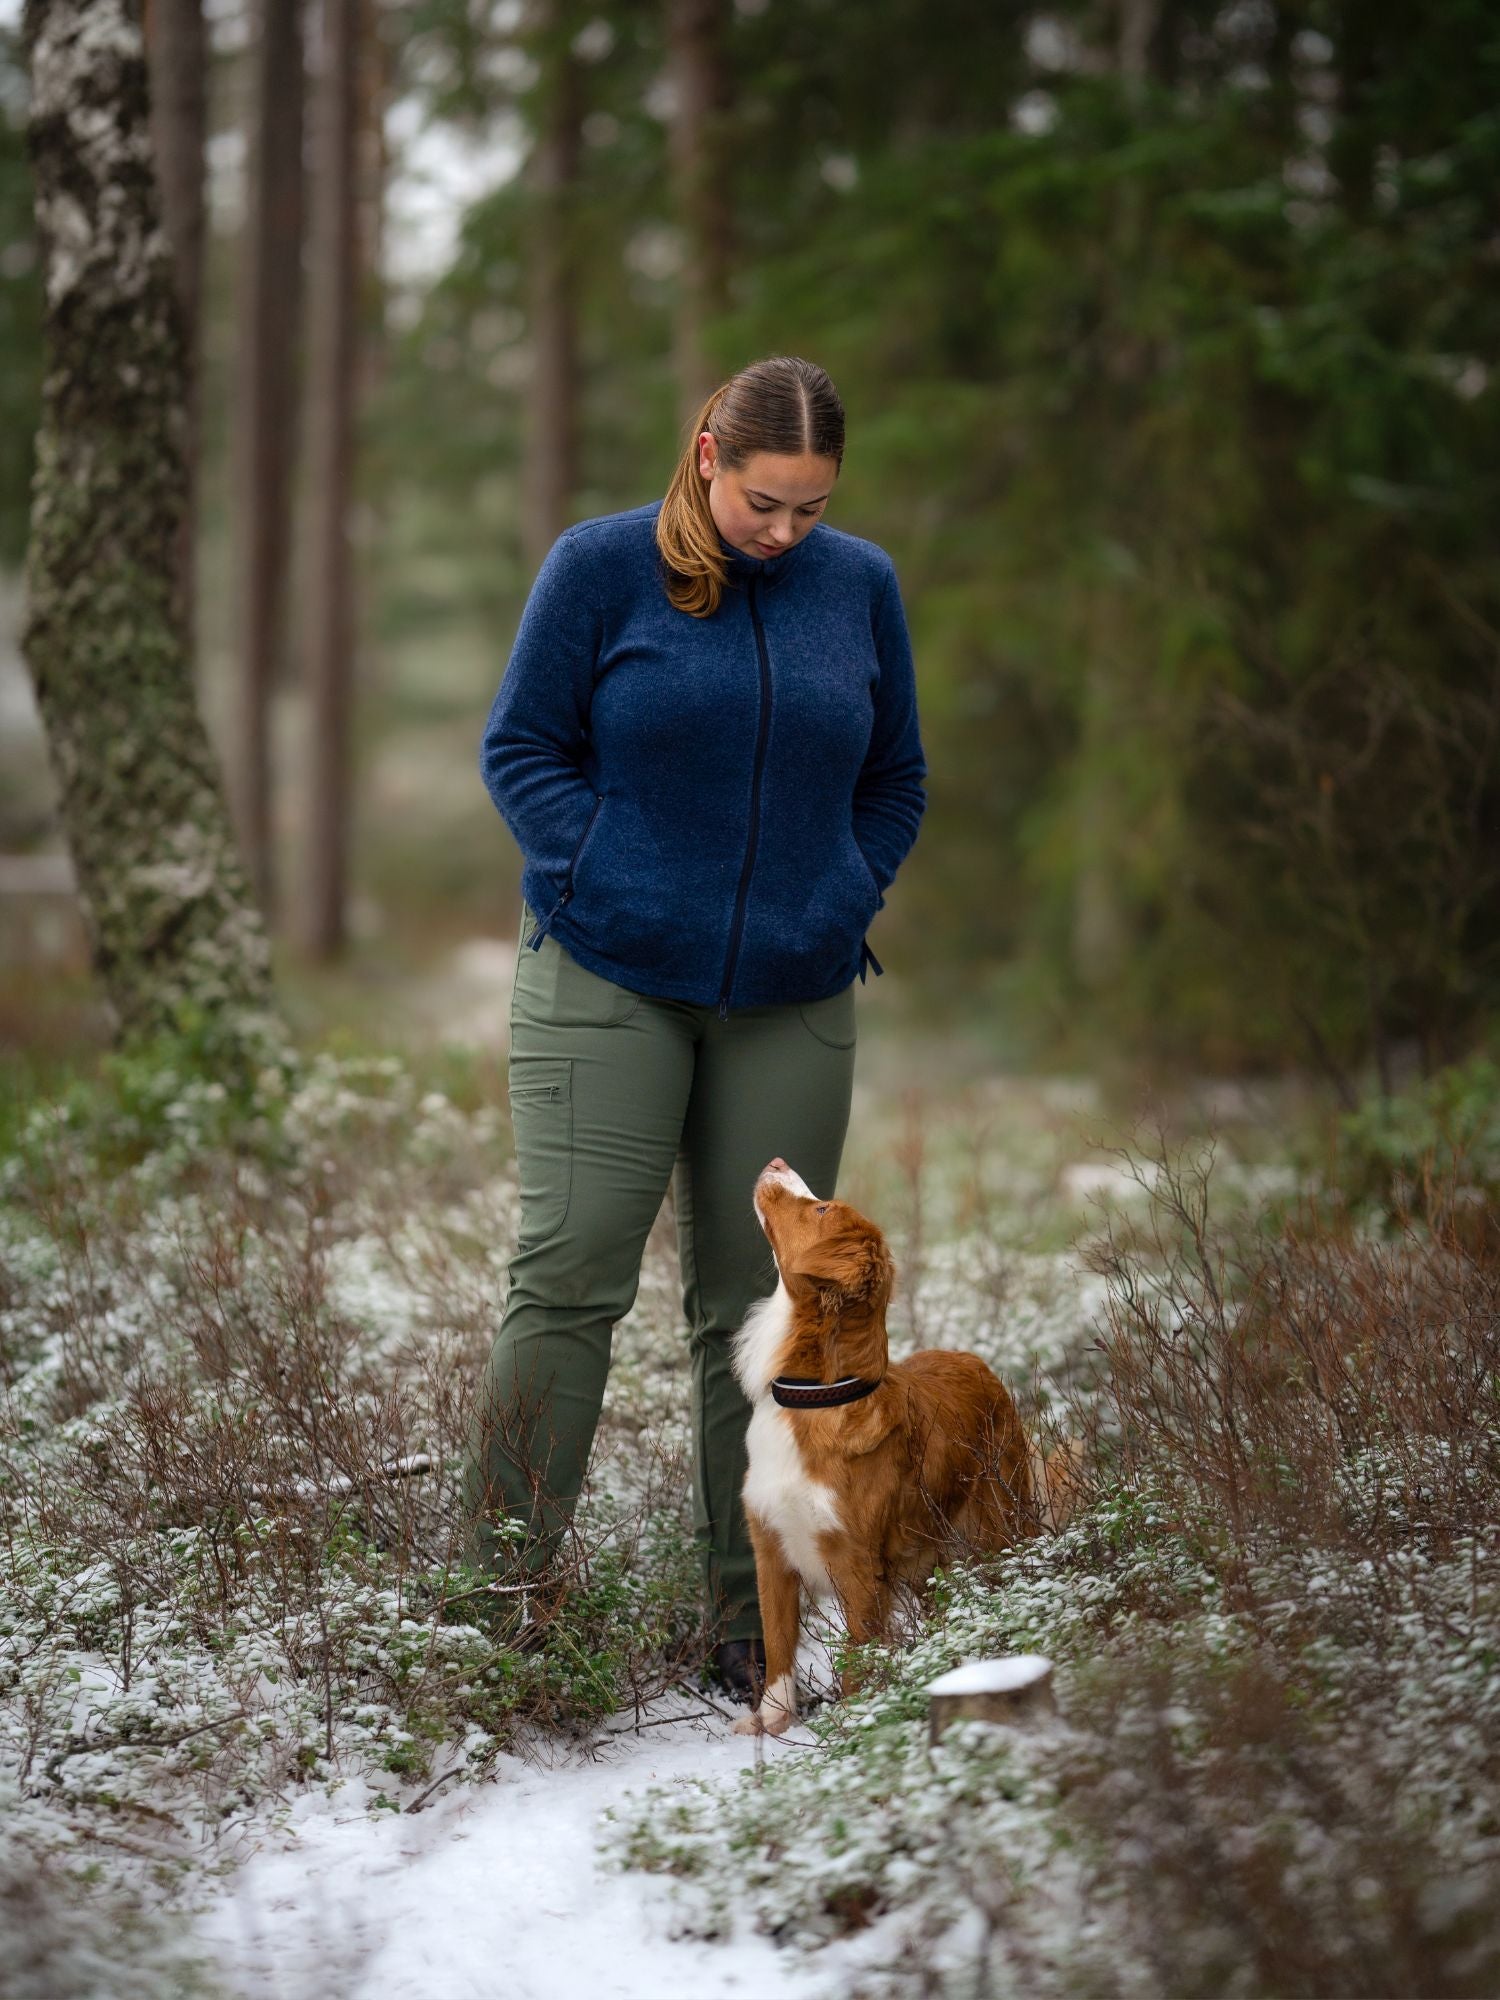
[528,792,604,951]
[717,573,773,1019]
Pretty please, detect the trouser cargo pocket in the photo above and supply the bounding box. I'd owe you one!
[508,1056,573,1248]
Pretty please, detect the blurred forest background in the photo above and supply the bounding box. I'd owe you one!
[1,0,1497,1094]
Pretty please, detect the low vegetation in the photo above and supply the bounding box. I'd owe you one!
[1,1030,1495,1996]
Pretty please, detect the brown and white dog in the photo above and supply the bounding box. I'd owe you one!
[731,1158,1078,1738]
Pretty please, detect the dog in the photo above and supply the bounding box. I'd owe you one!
[731,1158,1080,1738]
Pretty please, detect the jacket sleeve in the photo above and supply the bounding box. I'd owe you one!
[853,555,928,900]
[478,529,603,885]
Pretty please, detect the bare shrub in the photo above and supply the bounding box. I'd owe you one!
[0,1056,714,1876]
[1060,1640,1500,2000]
[1046,1131,1500,1996]
[1081,1135,1500,1584]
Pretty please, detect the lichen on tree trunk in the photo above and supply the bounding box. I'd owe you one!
[20,0,283,1064]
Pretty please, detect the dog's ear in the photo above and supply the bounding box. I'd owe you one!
[791,1222,894,1308]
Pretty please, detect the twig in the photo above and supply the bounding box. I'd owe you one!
[438,1576,535,1609]
[673,1679,741,1721]
[404,1762,468,1813]
[247,1454,433,1506]
[604,1710,713,1737]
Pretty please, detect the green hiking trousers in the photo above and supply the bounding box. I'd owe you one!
[461,900,858,1640]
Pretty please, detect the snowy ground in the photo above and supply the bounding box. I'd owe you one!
[194,1687,842,2000]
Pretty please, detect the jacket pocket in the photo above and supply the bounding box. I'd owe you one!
[853,838,882,909]
[564,792,679,973]
[569,793,606,883]
[795,834,883,988]
[507,1056,573,1248]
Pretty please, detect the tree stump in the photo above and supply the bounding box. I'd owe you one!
[927,1655,1055,1743]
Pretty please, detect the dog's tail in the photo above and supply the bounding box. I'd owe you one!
[1025,1432,1087,1532]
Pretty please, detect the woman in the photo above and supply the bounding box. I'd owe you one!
[461,354,927,1700]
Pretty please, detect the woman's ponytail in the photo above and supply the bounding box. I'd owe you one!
[655,359,845,618]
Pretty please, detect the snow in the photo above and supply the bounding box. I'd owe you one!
[1057,1159,1158,1202]
[926,1655,1052,1698]
[192,1693,836,2000]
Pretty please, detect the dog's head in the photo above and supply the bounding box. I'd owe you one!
[751,1159,894,1384]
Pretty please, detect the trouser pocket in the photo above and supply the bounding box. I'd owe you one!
[797,981,857,1049]
[514,901,642,1027]
[508,1056,573,1248]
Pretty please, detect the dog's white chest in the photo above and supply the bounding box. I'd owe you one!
[743,1404,842,1596]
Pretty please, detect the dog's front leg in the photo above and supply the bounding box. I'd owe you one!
[833,1557,891,1701]
[733,1516,800,1738]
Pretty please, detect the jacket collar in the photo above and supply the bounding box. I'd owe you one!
[716,525,813,591]
[644,496,814,592]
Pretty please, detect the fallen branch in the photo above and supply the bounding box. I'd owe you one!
[246,1453,432,1506]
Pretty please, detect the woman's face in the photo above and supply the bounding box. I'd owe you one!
[698,434,838,560]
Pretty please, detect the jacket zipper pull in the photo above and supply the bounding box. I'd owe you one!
[527,884,573,951]
[717,996,730,1022]
[859,939,884,982]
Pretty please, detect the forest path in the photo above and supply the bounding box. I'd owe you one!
[192,1688,834,2000]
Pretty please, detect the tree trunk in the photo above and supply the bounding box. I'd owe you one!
[1070,0,1162,996]
[355,0,389,412]
[231,0,306,925]
[353,0,391,717]
[141,0,206,671]
[20,0,280,1056]
[667,0,734,431]
[521,0,581,572]
[300,0,362,960]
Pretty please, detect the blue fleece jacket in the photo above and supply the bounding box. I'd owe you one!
[479,497,927,1016]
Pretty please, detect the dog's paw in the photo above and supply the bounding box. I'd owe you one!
[732,1673,799,1738]
[758,1673,798,1736]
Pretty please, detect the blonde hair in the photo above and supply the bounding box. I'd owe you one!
[656,356,845,618]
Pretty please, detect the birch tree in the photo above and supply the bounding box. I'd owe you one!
[21,0,282,1060]
[142,0,205,668]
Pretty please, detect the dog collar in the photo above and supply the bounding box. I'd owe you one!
[770,1375,881,1410]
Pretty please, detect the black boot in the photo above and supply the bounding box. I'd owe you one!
[706,1636,767,1705]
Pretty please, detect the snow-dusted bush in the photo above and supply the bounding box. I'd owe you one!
[0,1038,707,1929]
[0,1767,218,1998]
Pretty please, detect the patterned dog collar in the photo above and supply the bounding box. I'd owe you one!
[770,1376,881,1410]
